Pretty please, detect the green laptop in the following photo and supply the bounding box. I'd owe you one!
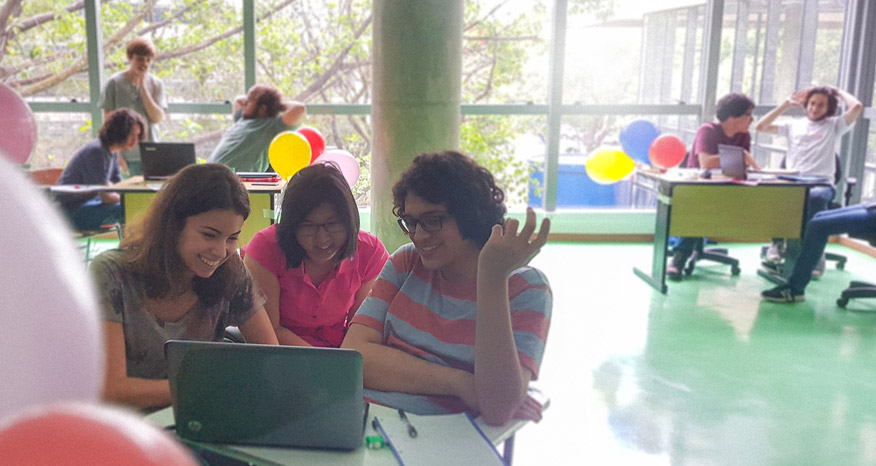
[164,340,366,450]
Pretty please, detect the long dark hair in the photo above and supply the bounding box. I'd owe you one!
[276,163,359,268]
[121,163,251,307]
[392,151,506,248]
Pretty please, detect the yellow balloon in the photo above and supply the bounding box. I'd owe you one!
[268,131,311,180]
[585,148,635,185]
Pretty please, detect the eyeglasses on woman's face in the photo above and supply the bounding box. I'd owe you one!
[397,214,447,236]
[297,220,346,237]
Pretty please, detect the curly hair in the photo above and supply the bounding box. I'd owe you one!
[392,151,506,248]
[715,93,755,122]
[246,84,287,119]
[276,163,360,268]
[121,163,252,308]
[126,37,156,58]
[805,86,838,121]
[98,109,145,147]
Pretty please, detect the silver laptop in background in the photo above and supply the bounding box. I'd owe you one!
[140,142,196,180]
[718,144,747,180]
[165,340,366,450]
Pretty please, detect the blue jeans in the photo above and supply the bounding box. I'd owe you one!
[787,203,876,292]
[65,197,122,231]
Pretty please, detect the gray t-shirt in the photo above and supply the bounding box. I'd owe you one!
[90,249,265,379]
[99,71,168,163]
[207,110,294,172]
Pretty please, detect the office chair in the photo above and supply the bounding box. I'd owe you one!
[759,154,851,285]
[28,168,123,265]
[836,232,876,308]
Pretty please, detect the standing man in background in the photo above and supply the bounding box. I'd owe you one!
[99,37,167,176]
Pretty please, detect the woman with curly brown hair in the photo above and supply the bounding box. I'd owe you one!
[343,150,552,425]
[91,163,277,410]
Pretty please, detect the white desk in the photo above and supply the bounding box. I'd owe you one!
[146,402,532,466]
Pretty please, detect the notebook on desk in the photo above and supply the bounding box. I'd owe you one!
[165,340,366,450]
[140,142,196,180]
[718,144,747,180]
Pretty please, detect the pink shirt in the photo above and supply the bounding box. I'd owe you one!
[245,225,388,347]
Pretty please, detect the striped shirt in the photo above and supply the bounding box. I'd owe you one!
[351,243,552,415]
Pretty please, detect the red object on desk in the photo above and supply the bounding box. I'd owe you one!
[239,176,280,182]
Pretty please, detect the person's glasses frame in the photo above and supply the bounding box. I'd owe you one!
[397,214,447,236]
[297,221,346,237]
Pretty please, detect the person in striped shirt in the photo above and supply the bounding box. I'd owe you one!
[343,151,552,425]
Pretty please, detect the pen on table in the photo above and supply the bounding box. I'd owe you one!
[398,409,417,438]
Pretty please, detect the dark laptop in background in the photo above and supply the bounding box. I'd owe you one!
[165,341,366,451]
[718,144,747,180]
[140,142,196,180]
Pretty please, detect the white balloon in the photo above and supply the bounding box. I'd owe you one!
[0,154,104,421]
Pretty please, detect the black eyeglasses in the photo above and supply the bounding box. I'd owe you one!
[297,221,346,237]
[397,214,447,236]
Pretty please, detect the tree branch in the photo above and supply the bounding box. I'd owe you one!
[293,13,371,101]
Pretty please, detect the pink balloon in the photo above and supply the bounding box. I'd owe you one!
[296,126,326,163]
[314,149,360,188]
[0,83,37,164]
[0,402,198,466]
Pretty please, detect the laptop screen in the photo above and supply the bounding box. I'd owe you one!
[140,142,196,180]
[718,144,746,179]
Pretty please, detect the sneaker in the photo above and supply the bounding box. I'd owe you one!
[765,241,784,263]
[761,284,805,303]
[811,255,826,280]
[760,261,784,276]
[667,263,683,281]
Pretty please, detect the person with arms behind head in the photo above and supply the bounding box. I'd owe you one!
[56,108,145,230]
[99,37,167,176]
[243,163,388,347]
[669,92,759,280]
[342,151,552,426]
[207,84,307,173]
[92,164,278,410]
[754,86,863,267]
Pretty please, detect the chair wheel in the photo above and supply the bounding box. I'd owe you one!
[731,266,741,276]
[837,298,848,308]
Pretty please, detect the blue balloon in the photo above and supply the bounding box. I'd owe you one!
[619,120,661,163]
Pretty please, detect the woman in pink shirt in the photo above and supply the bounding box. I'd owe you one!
[244,163,388,347]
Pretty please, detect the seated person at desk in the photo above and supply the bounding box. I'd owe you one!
[342,151,552,426]
[243,163,388,347]
[92,163,278,410]
[669,92,759,280]
[207,84,307,173]
[762,202,876,303]
[754,86,863,266]
[56,108,145,230]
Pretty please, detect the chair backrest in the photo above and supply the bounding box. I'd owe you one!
[29,168,63,186]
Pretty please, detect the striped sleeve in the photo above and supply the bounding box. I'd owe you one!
[508,267,552,379]
[350,244,414,334]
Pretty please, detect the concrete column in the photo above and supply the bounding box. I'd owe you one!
[371,0,463,252]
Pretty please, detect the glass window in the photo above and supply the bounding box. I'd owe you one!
[565,3,705,105]
[29,113,94,170]
[717,0,849,105]
[462,0,549,105]
[4,2,90,102]
[255,0,372,105]
[161,112,233,161]
[101,1,243,104]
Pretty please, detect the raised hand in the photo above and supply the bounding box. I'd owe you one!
[788,89,808,107]
[478,207,550,278]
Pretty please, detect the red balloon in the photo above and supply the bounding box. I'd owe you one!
[296,126,326,163]
[648,134,687,168]
[0,402,198,466]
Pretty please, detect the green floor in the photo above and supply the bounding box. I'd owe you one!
[82,239,876,464]
[514,241,876,466]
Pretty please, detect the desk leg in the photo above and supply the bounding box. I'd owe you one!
[633,196,670,294]
[502,434,515,465]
